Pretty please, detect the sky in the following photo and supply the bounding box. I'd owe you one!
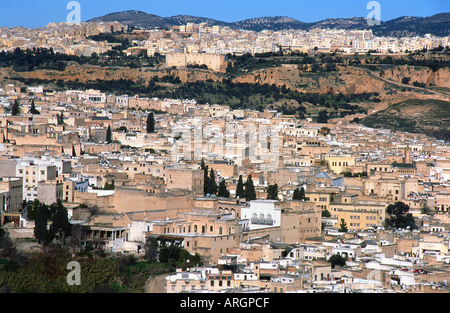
[0,0,449,28]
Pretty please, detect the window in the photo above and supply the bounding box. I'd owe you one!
[259,214,265,224]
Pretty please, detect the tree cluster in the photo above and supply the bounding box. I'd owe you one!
[292,187,306,200]
[31,199,72,249]
[384,202,417,230]
[266,184,279,200]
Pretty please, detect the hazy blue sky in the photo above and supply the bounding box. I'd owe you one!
[0,0,449,28]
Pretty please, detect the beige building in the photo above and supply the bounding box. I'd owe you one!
[0,177,23,225]
[165,52,227,72]
[330,199,387,231]
[113,187,194,218]
[362,175,406,201]
[146,210,243,264]
[165,167,204,196]
[325,155,356,174]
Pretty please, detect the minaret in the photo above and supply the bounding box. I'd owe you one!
[404,146,411,164]
[4,119,8,143]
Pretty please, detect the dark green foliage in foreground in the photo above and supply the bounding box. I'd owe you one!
[328,254,347,268]
[0,247,173,293]
[384,202,417,230]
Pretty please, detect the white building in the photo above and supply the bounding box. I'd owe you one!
[241,200,281,230]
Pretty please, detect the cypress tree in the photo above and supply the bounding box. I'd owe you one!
[293,188,300,200]
[146,112,155,133]
[266,183,279,200]
[245,175,257,201]
[298,187,306,200]
[236,175,245,198]
[293,187,306,200]
[106,124,112,143]
[207,168,218,195]
[11,99,20,116]
[29,100,39,114]
[217,178,230,198]
[200,159,209,195]
[57,112,65,125]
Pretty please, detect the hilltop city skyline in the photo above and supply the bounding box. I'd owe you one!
[0,0,449,28]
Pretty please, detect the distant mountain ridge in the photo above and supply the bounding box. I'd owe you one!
[87,10,450,37]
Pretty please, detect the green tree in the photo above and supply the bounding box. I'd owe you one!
[401,77,411,85]
[245,175,257,201]
[236,175,245,199]
[217,178,230,198]
[104,180,115,190]
[266,183,279,200]
[420,204,433,215]
[293,187,306,200]
[49,199,71,247]
[200,159,210,196]
[11,100,20,116]
[322,209,331,218]
[206,169,218,195]
[146,112,155,133]
[57,112,64,125]
[317,110,328,123]
[29,100,40,114]
[34,202,53,249]
[385,202,417,230]
[328,254,346,268]
[106,125,112,143]
[338,218,348,232]
[27,199,41,220]
[144,237,159,263]
[0,224,15,259]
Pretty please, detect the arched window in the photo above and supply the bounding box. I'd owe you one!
[219,226,223,235]
[194,225,198,233]
[230,209,236,219]
[266,214,273,225]
[202,226,205,233]
[224,208,229,214]
[259,214,265,225]
[251,213,258,224]
[218,207,223,213]
[210,226,213,232]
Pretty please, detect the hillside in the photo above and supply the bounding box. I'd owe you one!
[233,16,310,32]
[361,99,450,139]
[1,48,449,138]
[88,10,172,29]
[87,11,450,37]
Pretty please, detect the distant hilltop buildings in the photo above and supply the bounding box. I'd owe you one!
[0,21,448,61]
